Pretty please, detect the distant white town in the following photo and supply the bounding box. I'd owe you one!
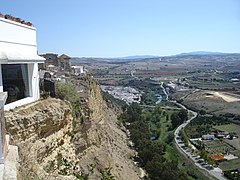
[101,85,141,104]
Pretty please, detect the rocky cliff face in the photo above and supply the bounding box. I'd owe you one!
[5,76,140,180]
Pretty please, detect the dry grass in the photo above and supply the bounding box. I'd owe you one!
[206,91,240,103]
[213,124,240,137]
[174,90,240,115]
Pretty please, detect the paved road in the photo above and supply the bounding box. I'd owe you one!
[159,83,226,179]
[172,100,227,180]
[140,105,181,110]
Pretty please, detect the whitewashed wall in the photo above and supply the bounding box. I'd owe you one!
[0,17,44,110]
[0,18,37,54]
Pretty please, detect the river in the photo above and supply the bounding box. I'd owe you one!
[155,94,163,105]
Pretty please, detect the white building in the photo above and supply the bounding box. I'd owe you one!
[202,134,215,141]
[72,65,84,75]
[0,16,45,110]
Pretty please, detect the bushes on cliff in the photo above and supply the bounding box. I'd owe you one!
[101,91,126,110]
[55,82,78,102]
[55,82,81,119]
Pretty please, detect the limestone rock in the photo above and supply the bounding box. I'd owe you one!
[5,76,141,180]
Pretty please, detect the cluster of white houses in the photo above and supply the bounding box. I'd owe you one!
[0,15,46,170]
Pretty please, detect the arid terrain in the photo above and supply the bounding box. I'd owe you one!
[72,53,240,179]
[72,54,240,93]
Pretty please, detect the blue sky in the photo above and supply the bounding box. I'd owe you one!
[1,0,240,57]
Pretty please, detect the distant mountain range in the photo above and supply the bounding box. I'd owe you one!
[71,52,240,65]
[117,52,231,59]
[110,52,239,59]
[174,51,234,56]
[71,55,160,65]
[117,55,159,60]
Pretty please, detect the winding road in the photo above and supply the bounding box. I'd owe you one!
[173,101,226,180]
[160,83,226,180]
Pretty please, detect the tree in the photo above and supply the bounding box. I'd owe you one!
[126,103,142,122]
[179,129,188,146]
[166,114,169,121]
[145,159,163,179]
[138,148,154,166]
[154,106,162,115]
[171,113,182,129]
[165,132,174,144]
[178,109,188,122]
[199,109,206,115]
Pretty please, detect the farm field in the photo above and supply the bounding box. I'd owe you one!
[213,124,240,137]
[76,52,240,179]
[223,139,240,150]
[188,81,239,91]
[211,124,240,172]
[173,91,240,115]
[219,158,240,171]
[231,150,240,157]
[203,140,233,154]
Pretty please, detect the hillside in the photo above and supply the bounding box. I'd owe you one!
[5,75,141,179]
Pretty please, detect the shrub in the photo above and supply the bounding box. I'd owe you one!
[55,82,81,120]
[55,82,78,102]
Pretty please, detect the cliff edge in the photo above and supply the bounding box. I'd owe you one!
[5,76,140,180]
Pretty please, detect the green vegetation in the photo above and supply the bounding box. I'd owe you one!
[232,150,240,157]
[185,115,230,138]
[55,82,81,119]
[119,103,189,179]
[171,109,188,129]
[179,129,189,147]
[203,140,232,154]
[198,149,215,165]
[100,167,115,180]
[219,158,240,171]
[125,79,166,105]
[175,146,216,180]
[213,124,240,136]
[101,91,126,110]
[185,115,240,176]
[224,170,240,180]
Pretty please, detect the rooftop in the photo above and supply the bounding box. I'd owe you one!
[0,13,33,27]
[209,154,225,161]
[0,16,44,64]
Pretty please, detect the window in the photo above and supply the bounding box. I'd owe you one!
[2,64,29,104]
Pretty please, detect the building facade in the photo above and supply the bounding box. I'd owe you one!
[40,53,71,72]
[58,54,71,72]
[39,53,58,70]
[71,65,84,75]
[0,16,45,110]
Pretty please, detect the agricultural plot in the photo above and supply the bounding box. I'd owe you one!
[223,139,240,150]
[203,140,234,154]
[213,124,240,137]
[219,158,240,171]
[231,150,240,157]
[174,91,240,115]
[189,81,239,91]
